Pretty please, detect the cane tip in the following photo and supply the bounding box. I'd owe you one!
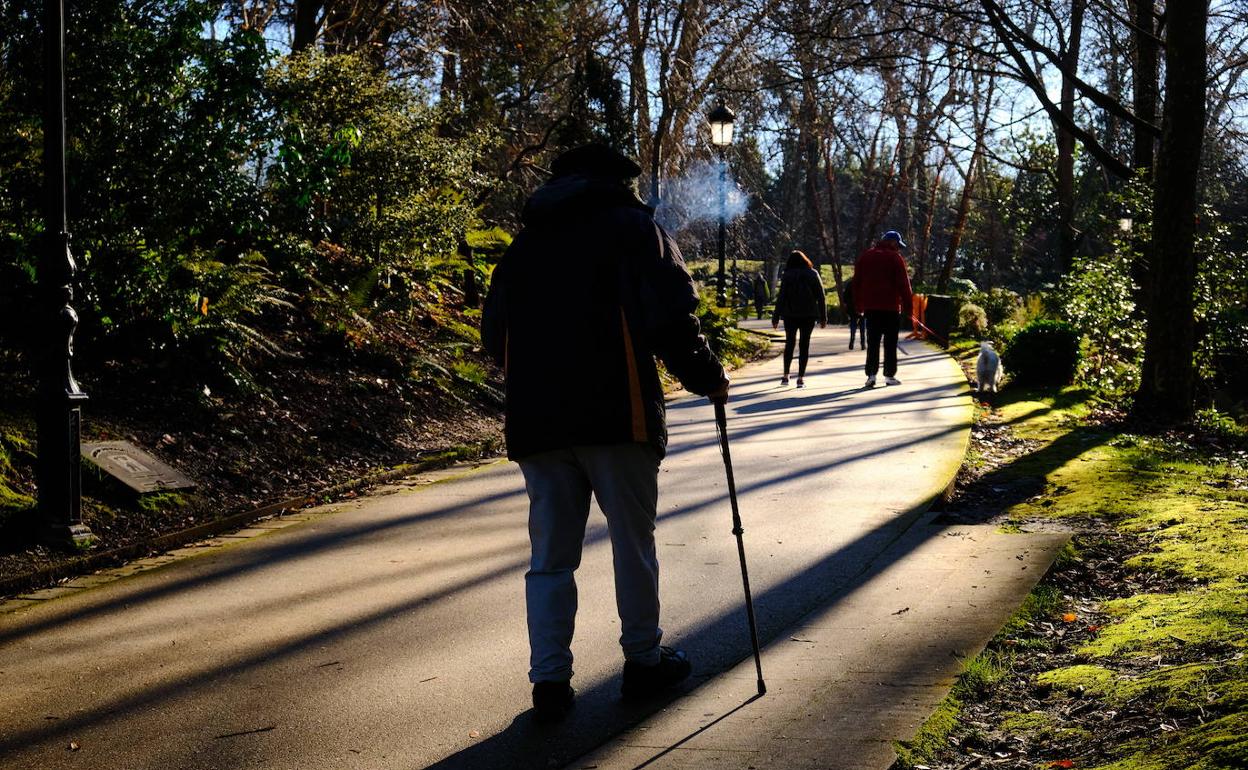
[757,679,767,696]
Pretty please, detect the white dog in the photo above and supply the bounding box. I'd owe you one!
[975,341,1004,394]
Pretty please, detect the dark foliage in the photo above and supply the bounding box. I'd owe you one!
[1003,319,1081,386]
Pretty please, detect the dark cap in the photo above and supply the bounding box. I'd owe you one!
[882,230,907,248]
[550,143,642,180]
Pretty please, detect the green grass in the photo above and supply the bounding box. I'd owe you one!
[959,650,1011,696]
[893,695,963,768]
[894,386,1248,770]
[895,584,1068,764]
[136,491,190,514]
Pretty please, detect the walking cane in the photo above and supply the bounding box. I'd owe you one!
[713,401,767,696]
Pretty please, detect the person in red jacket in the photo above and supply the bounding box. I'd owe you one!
[852,230,914,388]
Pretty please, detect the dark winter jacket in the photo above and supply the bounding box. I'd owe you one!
[852,245,913,314]
[841,280,859,318]
[771,267,827,325]
[752,276,769,303]
[481,175,726,461]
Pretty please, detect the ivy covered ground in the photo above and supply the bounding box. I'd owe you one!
[893,347,1248,770]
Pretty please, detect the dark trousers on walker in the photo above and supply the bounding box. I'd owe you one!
[782,316,817,377]
[848,313,864,349]
[864,310,900,378]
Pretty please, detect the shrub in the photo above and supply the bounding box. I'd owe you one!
[1019,293,1050,326]
[1002,319,1081,387]
[1201,307,1248,413]
[695,290,767,367]
[1193,408,1247,442]
[979,287,1023,327]
[1059,247,1143,394]
[696,292,737,356]
[992,321,1021,349]
[958,303,989,336]
[267,51,490,279]
[947,277,978,297]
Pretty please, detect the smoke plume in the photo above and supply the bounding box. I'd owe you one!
[654,160,749,232]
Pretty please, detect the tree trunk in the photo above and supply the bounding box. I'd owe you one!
[625,0,655,202]
[1129,0,1160,307]
[799,51,835,288]
[1135,2,1209,422]
[822,139,846,298]
[937,75,994,293]
[937,153,978,293]
[1054,0,1087,273]
[292,0,322,51]
[915,154,948,287]
[1131,0,1159,177]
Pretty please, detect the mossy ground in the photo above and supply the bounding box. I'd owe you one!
[0,425,36,527]
[893,385,1248,770]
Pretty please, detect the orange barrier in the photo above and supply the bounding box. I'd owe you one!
[905,294,928,340]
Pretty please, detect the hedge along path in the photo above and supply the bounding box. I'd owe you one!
[896,387,1248,770]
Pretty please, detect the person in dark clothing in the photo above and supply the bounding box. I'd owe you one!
[852,230,914,388]
[481,143,729,721]
[770,250,827,388]
[751,272,769,320]
[842,278,864,350]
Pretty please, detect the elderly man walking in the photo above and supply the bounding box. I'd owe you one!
[482,143,730,721]
[852,230,914,388]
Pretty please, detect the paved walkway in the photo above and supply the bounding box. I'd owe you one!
[0,323,1064,769]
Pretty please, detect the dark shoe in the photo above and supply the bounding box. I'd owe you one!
[621,647,692,700]
[532,680,575,722]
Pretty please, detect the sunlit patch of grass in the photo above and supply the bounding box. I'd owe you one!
[896,381,1248,770]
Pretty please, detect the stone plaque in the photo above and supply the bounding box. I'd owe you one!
[81,441,196,494]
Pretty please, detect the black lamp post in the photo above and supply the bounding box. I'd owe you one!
[39,0,93,548]
[707,103,735,307]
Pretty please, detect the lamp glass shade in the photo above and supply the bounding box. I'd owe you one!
[707,103,736,146]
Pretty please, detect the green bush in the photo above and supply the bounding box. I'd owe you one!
[267,51,490,282]
[695,291,767,367]
[992,321,1021,350]
[1057,176,1149,395]
[1019,293,1050,326]
[1002,319,1081,387]
[976,287,1023,328]
[1059,247,1143,394]
[1193,408,1247,442]
[947,277,978,297]
[958,303,989,336]
[1201,307,1248,413]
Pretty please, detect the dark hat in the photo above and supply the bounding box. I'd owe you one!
[550,143,642,179]
[882,230,907,248]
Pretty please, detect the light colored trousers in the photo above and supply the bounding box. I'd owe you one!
[518,443,664,683]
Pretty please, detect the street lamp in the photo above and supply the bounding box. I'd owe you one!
[39,0,93,548]
[708,103,735,306]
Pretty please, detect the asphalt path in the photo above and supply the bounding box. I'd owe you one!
[0,322,971,769]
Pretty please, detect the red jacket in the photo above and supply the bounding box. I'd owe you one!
[853,244,913,314]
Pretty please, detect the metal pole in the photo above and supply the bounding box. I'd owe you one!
[713,401,766,697]
[39,0,93,548]
[716,153,727,306]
